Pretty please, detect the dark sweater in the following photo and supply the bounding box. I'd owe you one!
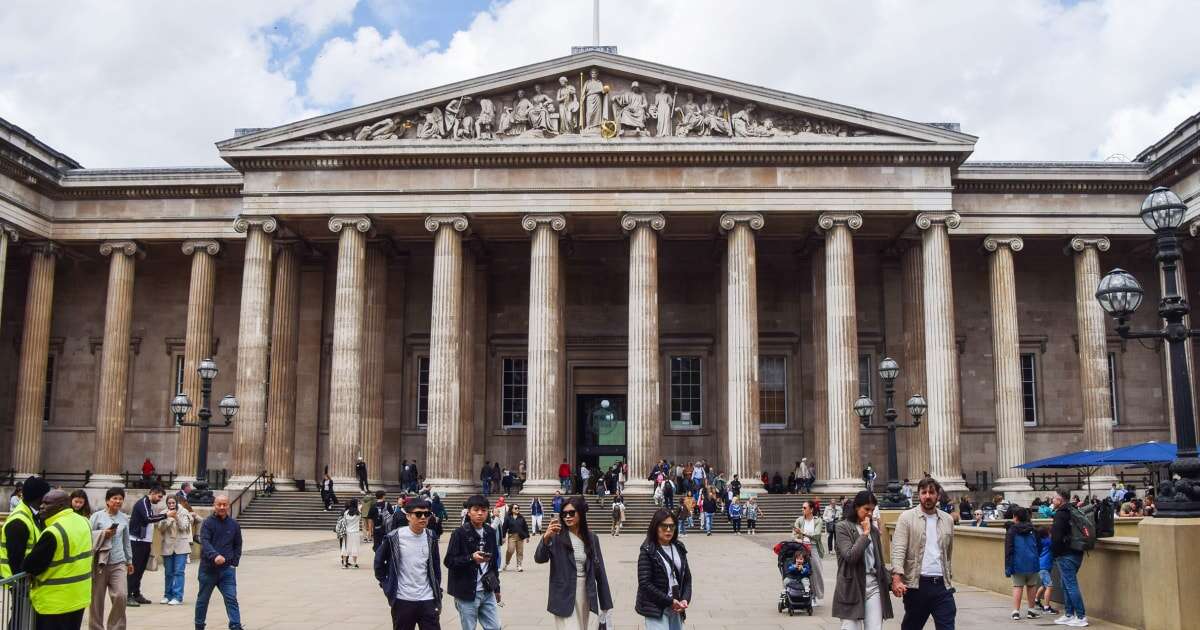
[1051,506,1073,557]
[200,514,242,571]
[443,523,500,600]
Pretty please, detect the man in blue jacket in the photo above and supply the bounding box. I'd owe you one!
[375,498,442,630]
[196,494,243,630]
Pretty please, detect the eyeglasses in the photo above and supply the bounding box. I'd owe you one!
[410,511,431,518]
[657,523,675,530]
[561,510,578,517]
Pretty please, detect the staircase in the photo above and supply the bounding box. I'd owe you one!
[238,488,845,534]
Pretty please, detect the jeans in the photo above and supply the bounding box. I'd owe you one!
[454,590,500,630]
[703,512,713,533]
[482,480,491,496]
[678,517,688,536]
[643,610,683,630]
[162,552,187,602]
[731,518,742,533]
[195,566,241,629]
[1056,552,1085,618]
[560,478,571,493]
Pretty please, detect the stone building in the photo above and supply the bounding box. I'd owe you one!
[1,52,1196,492]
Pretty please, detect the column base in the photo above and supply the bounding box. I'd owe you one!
[520,479,568,495]
[992,476,1034,493]
[934,475,969,493]
[171,475,198,489]
[86,473,127,489]
[622,478,655,495]
[735,479,764,496]
[225,475,263,491]
[1079,474,1118,497]
[422,478,478,496]
[819,478,875,495]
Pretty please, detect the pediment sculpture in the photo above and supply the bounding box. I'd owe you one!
[302,67,873,143]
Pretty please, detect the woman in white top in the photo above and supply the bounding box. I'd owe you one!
[792,500,826,603]
[338,499,361,568]
[157,495,194,604]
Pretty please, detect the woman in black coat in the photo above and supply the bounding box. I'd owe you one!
[534,496,614,630]
[636,509,692,630]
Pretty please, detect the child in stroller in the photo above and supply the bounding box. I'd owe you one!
[773,539,814,616]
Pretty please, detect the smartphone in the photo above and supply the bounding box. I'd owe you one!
[108,524,118,531]
[479,551,493,559]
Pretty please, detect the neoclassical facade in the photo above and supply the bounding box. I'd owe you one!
[1,52,1197,492]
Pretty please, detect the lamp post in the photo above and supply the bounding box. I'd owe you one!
[854,357,927,508]
[170,357,238,505]
[1095,186,1200,518]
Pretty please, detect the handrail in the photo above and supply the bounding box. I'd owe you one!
[229,471,267,520]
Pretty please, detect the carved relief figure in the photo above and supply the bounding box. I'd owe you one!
[556,76,579,134]
[529,84,556,133]
[731,103,775,137]
[699,94,731,136]
[513,89,532,135]
[650,84,674,137]
[674,92,703,136]
[475,97,495,140]
[582,68,605,130]
[611,81,649,137]
[416,107,445,139]
[497,105,515,136]
[445,96,474,139]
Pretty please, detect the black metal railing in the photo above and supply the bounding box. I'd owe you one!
[1025,471,1153,492]
[0,572,34,630]
[229,471,268,520]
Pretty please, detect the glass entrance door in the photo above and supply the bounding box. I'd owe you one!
[576,394,627,471]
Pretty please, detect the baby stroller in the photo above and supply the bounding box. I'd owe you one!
[773,540,814,616]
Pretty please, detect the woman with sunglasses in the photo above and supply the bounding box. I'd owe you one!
[636,509,692,630]
[534,496,614,630]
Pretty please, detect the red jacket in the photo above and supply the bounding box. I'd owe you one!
[558,463,571,479]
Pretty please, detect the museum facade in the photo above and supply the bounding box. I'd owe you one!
[1,52,1197,493]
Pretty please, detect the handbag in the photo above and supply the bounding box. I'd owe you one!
[480,568,501,593]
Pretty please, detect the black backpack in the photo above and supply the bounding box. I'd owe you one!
[1068,505,1098,551]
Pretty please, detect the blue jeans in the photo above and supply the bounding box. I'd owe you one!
[644,610,683,630]
[560,478,571,493]
[455,590,500,630]
[703,512,713,533]
[195,566,241,629]
[162,553,187,602]
[1056,552,1085,618]
[678,516,688,536]
[482,479,491,496]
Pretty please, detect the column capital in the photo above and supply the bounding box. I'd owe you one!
[328,215,373,234]
[424,214,470,233]
[0,223,19,243]
[982,235,1024,253]
[915,212,961,230]
[232,215,278,234]
[27,241,62,258]
[1067,236,1111,254]
[816,212,863,232]
[522,213,567,233]
[620,212,666,232]
[99,240,145,259]
[718,212,764,233]
[181,239,221,256]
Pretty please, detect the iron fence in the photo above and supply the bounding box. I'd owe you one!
[0,572,34,630]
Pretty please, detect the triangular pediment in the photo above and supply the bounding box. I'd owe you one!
[218,52,975,157]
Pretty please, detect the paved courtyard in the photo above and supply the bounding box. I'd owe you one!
[124,528,1132,630]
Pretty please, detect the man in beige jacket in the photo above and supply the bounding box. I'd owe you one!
[890,477,956,630]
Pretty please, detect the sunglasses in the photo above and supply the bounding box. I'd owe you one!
[658,522,675,530]
[409,511,431,518]
[561,510,578,517]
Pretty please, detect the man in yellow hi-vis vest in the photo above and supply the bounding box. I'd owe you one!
[2,476,51,628]
[22,488,93,629]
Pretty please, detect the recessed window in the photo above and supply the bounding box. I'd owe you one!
[858,354,873,399]
[670,356,702,429]
[759,355,787,427]
[416,356,430,428]
[42,355,56,425]
[502,357,528,428]
[1021,353,1038,426]
[173,355,186,395]
[1107,352,1119,426]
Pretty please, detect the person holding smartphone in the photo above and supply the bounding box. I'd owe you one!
[444,495,501,630]
[636,508,692,630]
[534,496,613,630]
[89,486,134,628]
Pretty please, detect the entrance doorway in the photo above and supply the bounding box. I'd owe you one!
[575,394,627,472]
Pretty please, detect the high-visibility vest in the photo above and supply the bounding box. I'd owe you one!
[29,509,92,615]
[0,502,39,579]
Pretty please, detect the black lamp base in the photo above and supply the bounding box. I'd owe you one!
[1155,456,1200,518]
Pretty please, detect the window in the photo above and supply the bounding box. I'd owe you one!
[173,355,186,395]
[502,357,528,428]
[759,356,787,427]
[42,355,56,425]
[858,354,873,399]
[416,356,430,428]
[670,356,702,429]
[1020,353,1038,426]
[1108,352,1119,425]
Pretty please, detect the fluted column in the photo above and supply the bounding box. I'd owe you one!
[328,216,371,489]
[230,216,276,485]
[1070,236,1116,488]
[456,248,477,482]
[264,241,301,486]
[900,242,931,480]
[360,243,388,486]
[719,212,764,489]
[818,213,866,493]
[810,243,830,486]
[0,224,17,335]
[91,241,144,483]
[523,214,568,492]
[984,236,1033,492]
[622,213,666,494]
[11,243,57,475]
[175,240,220,483]
[424,215,470,490]
[917,212,967,492]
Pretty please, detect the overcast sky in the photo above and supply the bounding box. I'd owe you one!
[3,0,1199,168]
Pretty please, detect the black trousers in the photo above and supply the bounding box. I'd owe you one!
[901,575,957,630]
[359,476,370,492]
[128,540,153,597]
[35,608,85,630]
[390,599,440,630]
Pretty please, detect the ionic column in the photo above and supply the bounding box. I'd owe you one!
[900,242,931,480]
[720,212,764,490]
[230,216,276,485]
[91,241,144,484]
[360,242,389,486]
[810,243,830,486]
[984,236,1033,492]
[917,212,967,492]
[818,213,866,493]
[622,213,666,494]
[456,248,477,483]
[523,214,568,492]
[11,243,57,475]
[424,215,470,490]
[264,241,301,487]
[1069,236,1116,488]
[176,240,220,483]
[328,216,371,490]
[0,224,17,334]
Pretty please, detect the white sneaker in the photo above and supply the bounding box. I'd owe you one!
[1053,615,1073,625]
[159,598,169,604]
[167,600,180,606]
[1067,618,1089,627]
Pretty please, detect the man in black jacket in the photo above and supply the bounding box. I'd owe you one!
[356,457,370,492]
[444,495,500,630]
[1050,489,1087,625]
[368,491,395,552]
[375,498,442,630]
[128,485,170,605]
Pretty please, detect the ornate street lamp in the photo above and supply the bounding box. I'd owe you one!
[855,356,926,509]
[171,357,238,505]
[1096,186,1200,517]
